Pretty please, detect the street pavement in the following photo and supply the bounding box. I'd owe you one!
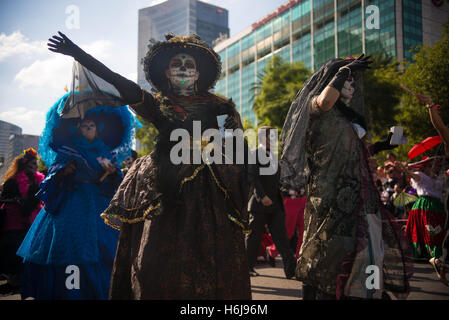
[250,256,449,300]
[1,257,448,300]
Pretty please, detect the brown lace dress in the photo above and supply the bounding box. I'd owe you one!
[101,91,252,299]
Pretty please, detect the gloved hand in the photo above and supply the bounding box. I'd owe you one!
[47,31,81,57]
[344,54,373,73]
[371,132,398,155]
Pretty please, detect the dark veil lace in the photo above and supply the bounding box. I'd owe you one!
[280,58,365,190]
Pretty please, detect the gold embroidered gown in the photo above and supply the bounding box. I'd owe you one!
[101,91,252,299]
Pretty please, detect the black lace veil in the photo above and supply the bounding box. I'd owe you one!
[280,58,365,190]
[61,61,125,119]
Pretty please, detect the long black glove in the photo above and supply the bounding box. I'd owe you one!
[47,31,143,105]
[328,68,351,92]
[371,132,398,155]
[328,54,372,92]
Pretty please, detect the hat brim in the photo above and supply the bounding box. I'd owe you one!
[144,42,221,93]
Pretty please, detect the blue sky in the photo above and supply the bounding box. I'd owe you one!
[0,0,283,135]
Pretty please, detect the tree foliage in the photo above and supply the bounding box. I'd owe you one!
[363,52,402,141]
[253,56,311,129]
[135,115,158,157]
[393,21,449,161]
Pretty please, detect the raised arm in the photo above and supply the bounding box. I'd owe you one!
[314,54,372,111]
[397,161,421,182]
[428,107,449,155]
[47,32,144,105]
[411,92,449,156]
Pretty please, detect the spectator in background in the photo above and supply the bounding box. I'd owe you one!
[391,182,407,219]
[0,148,44,293]
[246,126,296,279]
[121,150,138,176]
[385,153,396,166]
[376,166,387,191]
[380,164,398,212]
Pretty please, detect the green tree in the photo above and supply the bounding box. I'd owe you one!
[393,21,449,161]
[253,56,311,129]
[363,52,403,141]
[135,115,158,157]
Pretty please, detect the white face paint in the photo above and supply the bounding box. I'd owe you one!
[165,53,199,95]
[79,119,97,142]
[340,77,355,101]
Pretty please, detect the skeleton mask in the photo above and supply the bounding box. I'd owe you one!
[165,53,199,91]
[340,77,355,102]
[79,119,97,142]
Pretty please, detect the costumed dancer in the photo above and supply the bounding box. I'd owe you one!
[399,159,446,261]
[399,89,449,285]
[47,31,252,299]
[280,55,413,300]
[0,149,44,291]
[16,88,138,299]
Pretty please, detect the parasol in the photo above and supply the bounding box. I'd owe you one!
[393,192,418,207]
[408,136,442,160]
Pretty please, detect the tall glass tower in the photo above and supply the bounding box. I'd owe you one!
[137,0,229,91]
[213,0,449,125]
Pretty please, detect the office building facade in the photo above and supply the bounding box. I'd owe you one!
[213,0,449,124]
[137,0,229,91]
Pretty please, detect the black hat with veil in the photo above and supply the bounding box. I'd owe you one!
[142,33,221,93]
[280,58,366,191]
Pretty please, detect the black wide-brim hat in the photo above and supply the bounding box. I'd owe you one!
[142,33,221,93]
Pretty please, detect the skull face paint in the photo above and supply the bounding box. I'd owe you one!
[79,119,97,142]
[165,53,199,96]
[340,77,355,101]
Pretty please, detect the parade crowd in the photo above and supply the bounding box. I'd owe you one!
[0,30,448,301]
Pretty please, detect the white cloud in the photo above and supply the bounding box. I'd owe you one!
[14,55,73,91]
[13,40,114,91]
[2,37,131,137]
[0,31,47,61]
[0,107,46,136]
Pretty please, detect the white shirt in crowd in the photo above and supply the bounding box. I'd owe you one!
[410,171,444,201]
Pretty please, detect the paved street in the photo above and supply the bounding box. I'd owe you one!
[250,257,449,300]
[1,257,448,300]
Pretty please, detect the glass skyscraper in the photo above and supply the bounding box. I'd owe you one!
[137,0,229,91]
[214,0,449,125]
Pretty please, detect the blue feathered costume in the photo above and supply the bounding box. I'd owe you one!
[17,92,139,300]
